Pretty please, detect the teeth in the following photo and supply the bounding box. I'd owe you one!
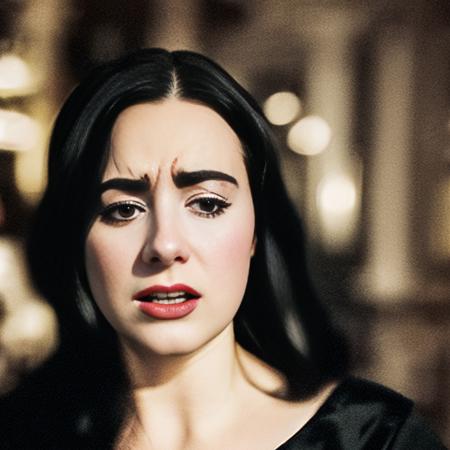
[138,290,197,303]
[153,291,186,300]
[152,297,187,304]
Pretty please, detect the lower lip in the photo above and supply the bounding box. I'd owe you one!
[135,298,200,319]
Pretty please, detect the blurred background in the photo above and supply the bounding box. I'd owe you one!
[0,0,449,445]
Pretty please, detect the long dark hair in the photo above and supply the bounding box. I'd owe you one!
[10,49,347,448]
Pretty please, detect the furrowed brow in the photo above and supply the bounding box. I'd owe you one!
[98,177,150,195]
[173,170,238,188]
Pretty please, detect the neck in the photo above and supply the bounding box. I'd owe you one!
[121,324,243,429]
[116,325,292,449]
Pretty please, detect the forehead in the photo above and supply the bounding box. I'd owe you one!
[105,99,245,178]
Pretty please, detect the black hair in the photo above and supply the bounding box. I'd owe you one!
[20,49,348,447]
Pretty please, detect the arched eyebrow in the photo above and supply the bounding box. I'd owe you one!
[98,177,149,195]
[173,170,238,188]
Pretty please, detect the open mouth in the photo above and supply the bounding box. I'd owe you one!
[138,291,198,304]
[133,284,201,304]
[133,284,201,319]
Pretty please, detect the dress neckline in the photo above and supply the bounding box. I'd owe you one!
[274,377,349,449]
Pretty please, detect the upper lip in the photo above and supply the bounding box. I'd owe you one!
[133,284,201,300]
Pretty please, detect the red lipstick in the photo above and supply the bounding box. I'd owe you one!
[133,284,201,320]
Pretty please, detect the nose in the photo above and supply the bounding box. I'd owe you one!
[141,206,189,267]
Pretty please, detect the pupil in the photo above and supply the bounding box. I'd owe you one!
[119,205,135,218]
[201,199,216,212]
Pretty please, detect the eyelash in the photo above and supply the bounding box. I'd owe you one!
[99,196,231,224]
[186,195,231,218]
[99,201,146,225]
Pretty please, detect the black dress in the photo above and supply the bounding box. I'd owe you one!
[276,377,447,449]
[1,376,447,449]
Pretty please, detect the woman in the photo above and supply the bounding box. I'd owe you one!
[2,49,445,449]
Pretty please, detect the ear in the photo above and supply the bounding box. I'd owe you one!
[251,236,257,257]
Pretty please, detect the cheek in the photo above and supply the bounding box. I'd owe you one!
[84,228,138,301]
[197,209,255,287]
[218,227,253,265]
[203,224,254,324]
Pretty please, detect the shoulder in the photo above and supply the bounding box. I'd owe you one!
[279,377,446,449]
[326,376,414,422]
[390,409,447,449]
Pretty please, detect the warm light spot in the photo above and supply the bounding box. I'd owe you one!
[0,109,41,152]
[15,147,47,198]
[287,115,331,155]
[317,174,356,215]
[0,54,35,97]
[316,173,359,251]
[263,91,301,126]
[1,301,58,358]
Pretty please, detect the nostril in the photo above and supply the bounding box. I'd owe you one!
[142,233,189,265]
[146,253,187,265]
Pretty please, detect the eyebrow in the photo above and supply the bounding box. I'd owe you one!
[97,169,238,195]
[98,177,150,195]
[173,170,238,188]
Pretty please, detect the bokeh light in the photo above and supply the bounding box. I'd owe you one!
[0,54,35,97]
[0,109,42,152]
[317,173,357,215]
[263,91,302,126]
[287,115,332,155]
[316,173,358,250]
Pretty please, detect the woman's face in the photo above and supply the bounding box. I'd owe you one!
[85,99,255,356]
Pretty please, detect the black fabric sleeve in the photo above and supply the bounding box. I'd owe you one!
[391,410,447,450]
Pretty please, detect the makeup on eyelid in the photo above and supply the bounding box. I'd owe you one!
[97,182,233,224]
[98,195,231,224]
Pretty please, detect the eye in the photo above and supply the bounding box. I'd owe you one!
[186,196,231,218]
[99,201,147,224]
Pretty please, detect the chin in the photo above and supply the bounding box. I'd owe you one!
[144,339,205,357]
[119,322,233,360]
[119,328,211,358]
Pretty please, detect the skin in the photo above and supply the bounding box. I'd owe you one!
[85,99,335,449]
